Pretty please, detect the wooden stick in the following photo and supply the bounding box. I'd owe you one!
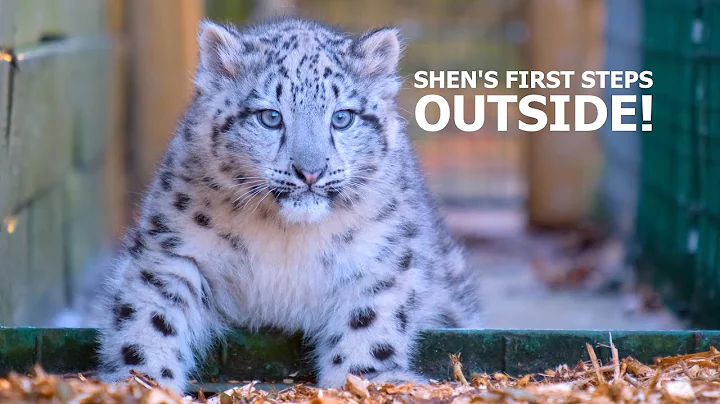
[449,353,469,385]
[610,333,621,382]
[586,343,606,384]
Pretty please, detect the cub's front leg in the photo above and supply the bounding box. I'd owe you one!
[98,244,222,393]
[312,282,424,387]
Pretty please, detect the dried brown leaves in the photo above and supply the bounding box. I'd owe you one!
[4,343,720,403]
[0,365,189,403]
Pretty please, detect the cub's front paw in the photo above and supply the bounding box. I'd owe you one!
[98,367,186,395]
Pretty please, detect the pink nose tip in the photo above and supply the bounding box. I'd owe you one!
[292,164,325,185]
[300,170,321,185]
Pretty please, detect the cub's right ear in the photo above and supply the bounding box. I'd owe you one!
[197,20,242,78]
[356,27,402,77]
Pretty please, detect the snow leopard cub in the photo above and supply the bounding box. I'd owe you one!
[98,17,483,392]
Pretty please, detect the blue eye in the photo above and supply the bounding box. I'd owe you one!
[332,110,354,130]
[259,109,282,129]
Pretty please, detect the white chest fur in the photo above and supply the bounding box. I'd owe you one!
[178,209,380,332]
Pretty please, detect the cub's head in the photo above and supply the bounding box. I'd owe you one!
[191,18,402,224]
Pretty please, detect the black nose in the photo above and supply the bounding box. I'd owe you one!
[292,163,326,185]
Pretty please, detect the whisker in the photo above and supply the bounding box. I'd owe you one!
[231,184,265,204]
[250,189,273,216]
[227,179,267,189]
[233,184,268,206]
[239,186,270,211]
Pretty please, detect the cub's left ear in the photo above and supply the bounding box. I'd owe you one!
[357,27,401,77]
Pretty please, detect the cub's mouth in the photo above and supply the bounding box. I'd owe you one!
[271,185,331,201]
[276,191,331,224]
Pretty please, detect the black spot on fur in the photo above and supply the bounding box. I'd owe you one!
[395,307,409,332]
[160,236,182,251]
[173,193,190,211]
[371,343,396,361]
[328,334,342,348]
[219,233,245,252]
[141,270,164,289]
[332,355,344,365]
[148,214,171,236]
[398,250,413,271]
[151,313,176,336]
[159,171,173,192]
[183,154,201,170]
[406,290,418,310]
[367,277,396,294]
[162,152,174,168]
[327,188,340,200]
[360,113,383,133]
[400,222,420,239]
[114,303,135,329]
[211,126,221,150]
[200,176,221,191]
[332,84,339,98]
[374,200,397,221]
[127,231,146,258]
[220,115,236,135]
[349,366,377,376]
[166,274,197,300]
[201,281,213,308]
[161,368,174,379]
[440,312,460,328]
[237,107,252,120]
[220,163,233,173]
[333,228,356,244]
[140,271,187,307]
[320,252,334,270]
[121,344,144,365]
[183,126,194,141]
[349,308,376,329]
[276,84,283,100]
[193,212,212,228]
[375,234,400,262]
[242,41,255,53]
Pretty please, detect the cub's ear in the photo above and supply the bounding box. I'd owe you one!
[356,27,402,77]
[197,20,242,78]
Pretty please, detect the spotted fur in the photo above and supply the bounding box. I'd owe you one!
[98,17,482,393]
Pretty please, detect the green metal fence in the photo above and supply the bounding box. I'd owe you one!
[636,0,720,327]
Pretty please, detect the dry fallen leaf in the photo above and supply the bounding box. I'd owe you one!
[5,344,720,403]
[345,374,369,399]
[450,353,468,385]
